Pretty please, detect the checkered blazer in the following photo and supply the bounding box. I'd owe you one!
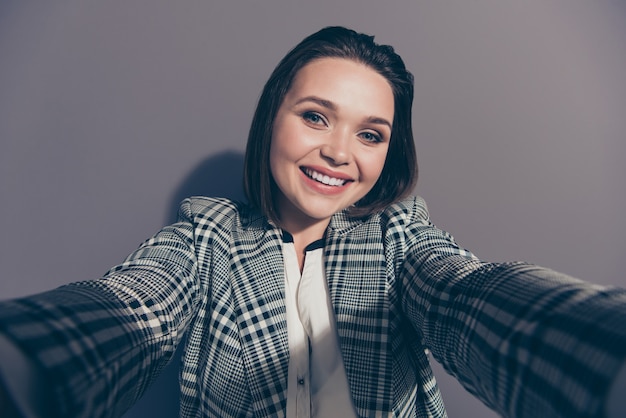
[1,196,625,417]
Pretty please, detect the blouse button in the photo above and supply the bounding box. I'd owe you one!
[298,378,305,385]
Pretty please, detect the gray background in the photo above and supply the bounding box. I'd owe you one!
[1,1,625,417]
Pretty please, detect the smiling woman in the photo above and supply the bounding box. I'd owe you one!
[243,27,418,229]
[269,58,394,250]
[0,26,625,418]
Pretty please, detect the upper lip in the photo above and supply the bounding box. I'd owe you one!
[301,165,354,182]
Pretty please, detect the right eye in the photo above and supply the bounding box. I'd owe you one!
[302,111,326,126]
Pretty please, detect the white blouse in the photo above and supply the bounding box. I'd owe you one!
[281,231,357,418]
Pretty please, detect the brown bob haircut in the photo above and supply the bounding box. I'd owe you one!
[243,26,418,222]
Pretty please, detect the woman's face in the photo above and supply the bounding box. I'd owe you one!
[270,57,394,232]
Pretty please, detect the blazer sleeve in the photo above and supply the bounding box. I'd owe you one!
[0,201,202,418]
[399,196,626,418]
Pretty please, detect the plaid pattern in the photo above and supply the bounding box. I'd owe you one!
[1,196,625,417]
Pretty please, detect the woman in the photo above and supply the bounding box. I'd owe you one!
[1,26,625,418]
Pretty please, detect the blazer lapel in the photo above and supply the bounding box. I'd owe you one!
[229,223,290,416]
[325,212,393,415]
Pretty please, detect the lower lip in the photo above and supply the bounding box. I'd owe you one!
[300,170,349,195]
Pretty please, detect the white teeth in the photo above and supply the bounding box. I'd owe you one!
[305,169,347,186]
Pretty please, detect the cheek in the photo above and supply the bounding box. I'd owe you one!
[269,119,289,161]
[268,131,296,183]
[269,122,309,167]
[363,148,389,182]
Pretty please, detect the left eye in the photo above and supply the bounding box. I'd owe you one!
[360,131,382,143]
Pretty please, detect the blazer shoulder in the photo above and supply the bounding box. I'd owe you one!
[176,196,268,232]
[176,196,244,226]
[380,195,430,227]
[177,196,236,216]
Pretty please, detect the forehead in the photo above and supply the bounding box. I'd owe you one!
[287,57,394,119]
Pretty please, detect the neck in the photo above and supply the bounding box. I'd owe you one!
[279,217,329,273]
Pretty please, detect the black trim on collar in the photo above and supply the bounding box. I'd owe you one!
[281,230,294,243]
[281,230,325,251]
[305,239,325,252]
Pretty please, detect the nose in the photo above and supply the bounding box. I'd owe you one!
[320,129,351,166]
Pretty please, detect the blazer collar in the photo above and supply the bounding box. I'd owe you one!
[237,200,372,236]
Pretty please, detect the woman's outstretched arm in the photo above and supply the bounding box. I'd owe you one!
[400,196,626,418]
[0,205,202,418]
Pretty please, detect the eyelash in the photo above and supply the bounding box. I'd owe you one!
[301,111,384,143]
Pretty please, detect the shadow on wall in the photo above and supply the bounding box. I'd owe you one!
[166,150,247,224]
[123,150,245,418]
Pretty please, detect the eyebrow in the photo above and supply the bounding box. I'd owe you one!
[295,96,336,111]
[294,95,392,130]
[365,116,392,130]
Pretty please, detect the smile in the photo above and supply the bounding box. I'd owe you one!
[303,168,348,187]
